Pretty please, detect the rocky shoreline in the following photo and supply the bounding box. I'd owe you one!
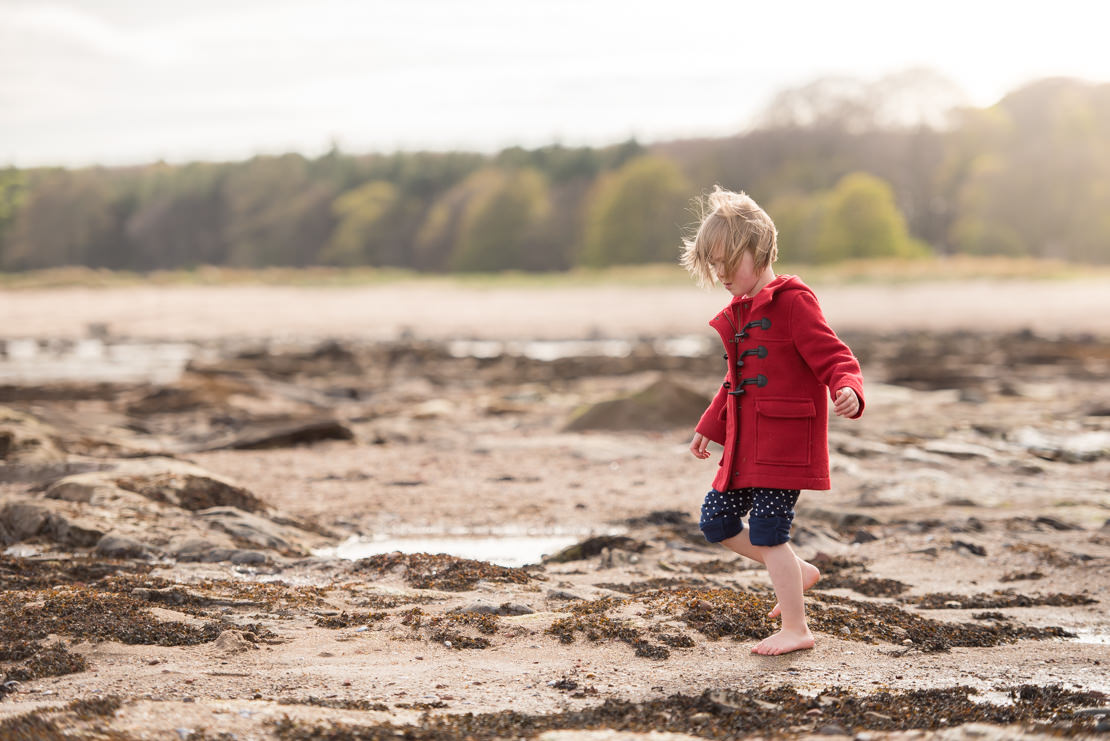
[2,330,1109,739]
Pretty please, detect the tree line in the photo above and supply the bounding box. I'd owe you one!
[2,76,1108,272]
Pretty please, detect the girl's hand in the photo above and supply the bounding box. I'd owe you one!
[689,432,711,459]
[832,387,860,418]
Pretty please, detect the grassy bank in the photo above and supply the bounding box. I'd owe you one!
[1,256,1106,290]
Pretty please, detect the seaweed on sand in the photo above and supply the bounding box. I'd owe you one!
[269,684,1107,740]
[905,590,1097,610]
[354,552,539,591]
[397,606,501,649]
[548,586,1077,656]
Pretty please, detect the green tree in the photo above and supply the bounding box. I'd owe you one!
[320,181,401,266]
[767,191,825,263]
[815,172,928,262]
[123,162,229,269]
[221,154,336,267]
[581,156,692,266]
[449,168,550,272]
[943,79,1110,261]
[0,168,26,262]
[1,168,120,270]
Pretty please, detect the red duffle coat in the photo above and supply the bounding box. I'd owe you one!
[695,274,865,492]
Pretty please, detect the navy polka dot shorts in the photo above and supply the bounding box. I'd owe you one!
[699,487,800,546]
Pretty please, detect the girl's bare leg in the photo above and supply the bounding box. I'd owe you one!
[749,543,815,654]
[718,530,821,616]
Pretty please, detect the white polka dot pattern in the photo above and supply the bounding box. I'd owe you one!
[697,487,800,545]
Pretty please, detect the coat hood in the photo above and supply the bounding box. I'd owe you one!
[716,274,811,317]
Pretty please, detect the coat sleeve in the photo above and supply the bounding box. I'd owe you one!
[695,380,728,444]
[789,291,865,418]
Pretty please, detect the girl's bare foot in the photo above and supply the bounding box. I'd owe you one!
[768,560,820,618]
[751,628,815,656]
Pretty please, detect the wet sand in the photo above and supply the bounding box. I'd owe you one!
[4,277,1110,340]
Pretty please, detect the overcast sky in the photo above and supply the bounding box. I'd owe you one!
[3,0,1110,168]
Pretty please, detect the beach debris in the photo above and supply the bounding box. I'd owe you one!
[313,611,389,629]
[354,551,537,591]
[267,683,1109,739]
[904,590,1097,610]
[455,601,535,616]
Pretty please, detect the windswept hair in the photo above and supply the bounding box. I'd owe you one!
[681,186,778,288]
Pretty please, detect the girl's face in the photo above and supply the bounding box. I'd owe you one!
[711,248,766,297]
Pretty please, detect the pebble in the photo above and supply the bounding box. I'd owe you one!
[95,534,155,560]
[952,540,987,557]
[230,550,267,565]
[547,590,584,601]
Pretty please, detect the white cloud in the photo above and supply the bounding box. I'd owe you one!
[0,3,187,64]
[3,0,1110,167]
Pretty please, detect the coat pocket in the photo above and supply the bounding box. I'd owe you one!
[754,398,815,466]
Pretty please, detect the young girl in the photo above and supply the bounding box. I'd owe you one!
[682,186,865,655]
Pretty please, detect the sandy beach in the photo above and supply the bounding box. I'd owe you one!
[4,277,1110,341]
[1,278,1108,739]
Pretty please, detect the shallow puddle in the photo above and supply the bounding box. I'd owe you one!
[315,532,588,567]
[969,690,1017,706]
[1071,629,1110,645]
[446,335,711,361]
[0,338,193,383]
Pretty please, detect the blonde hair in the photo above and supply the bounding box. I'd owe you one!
[681,186,778,288]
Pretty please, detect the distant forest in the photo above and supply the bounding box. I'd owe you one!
[2,76,1109,272]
